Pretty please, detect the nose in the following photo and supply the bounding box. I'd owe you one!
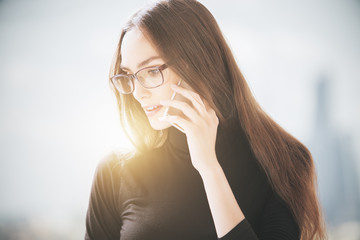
[132,78,151,101]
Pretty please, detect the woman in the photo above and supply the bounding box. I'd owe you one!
[85,0,326,239]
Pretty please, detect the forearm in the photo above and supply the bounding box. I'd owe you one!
[199,158,245,238]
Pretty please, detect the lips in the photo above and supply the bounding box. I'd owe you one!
[143,105,163,117]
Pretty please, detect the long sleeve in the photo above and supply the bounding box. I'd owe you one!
[218,189,300,240]
[85,155,122,240]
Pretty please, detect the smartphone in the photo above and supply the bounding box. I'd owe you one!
[162,79,194,133]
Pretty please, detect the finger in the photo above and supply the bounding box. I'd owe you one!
[160,99,200,123]
[158,114,191,133]
[170,84,207,115]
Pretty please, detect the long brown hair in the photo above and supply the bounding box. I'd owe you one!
[109,0,327,239]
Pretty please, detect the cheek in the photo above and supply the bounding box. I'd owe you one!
[153,83,176,101]
[164,70,181,87]
[161,86,174,100]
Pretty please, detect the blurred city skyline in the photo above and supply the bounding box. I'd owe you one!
[0,0,359,239]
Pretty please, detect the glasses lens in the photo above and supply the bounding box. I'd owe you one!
[136,67,164,88]
[112,75,133,94]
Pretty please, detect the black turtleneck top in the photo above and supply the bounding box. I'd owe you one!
[85,124,300,240]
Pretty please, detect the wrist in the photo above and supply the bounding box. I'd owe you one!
[197,157,222,178]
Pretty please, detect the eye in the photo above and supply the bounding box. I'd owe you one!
[147,68,160,77]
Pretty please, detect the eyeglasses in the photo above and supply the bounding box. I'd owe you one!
[111,64,168,94]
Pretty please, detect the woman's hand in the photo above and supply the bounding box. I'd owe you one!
[159,84,219,173]
[160,84,245,237]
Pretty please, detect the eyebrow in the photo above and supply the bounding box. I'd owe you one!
[120,56,162,72]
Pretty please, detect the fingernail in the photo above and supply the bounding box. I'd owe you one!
[158,116,166,121]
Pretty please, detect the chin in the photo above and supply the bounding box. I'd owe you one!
[149,120,172,130]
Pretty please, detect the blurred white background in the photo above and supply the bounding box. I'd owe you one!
[0,0,359,239]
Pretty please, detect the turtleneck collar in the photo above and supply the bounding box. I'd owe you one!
[167,126,189,154]
[166,122,244,156]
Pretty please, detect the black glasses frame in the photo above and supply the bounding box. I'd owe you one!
[111,63,169,94]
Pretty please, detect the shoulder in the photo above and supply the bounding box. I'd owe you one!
[94,150,138,179]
